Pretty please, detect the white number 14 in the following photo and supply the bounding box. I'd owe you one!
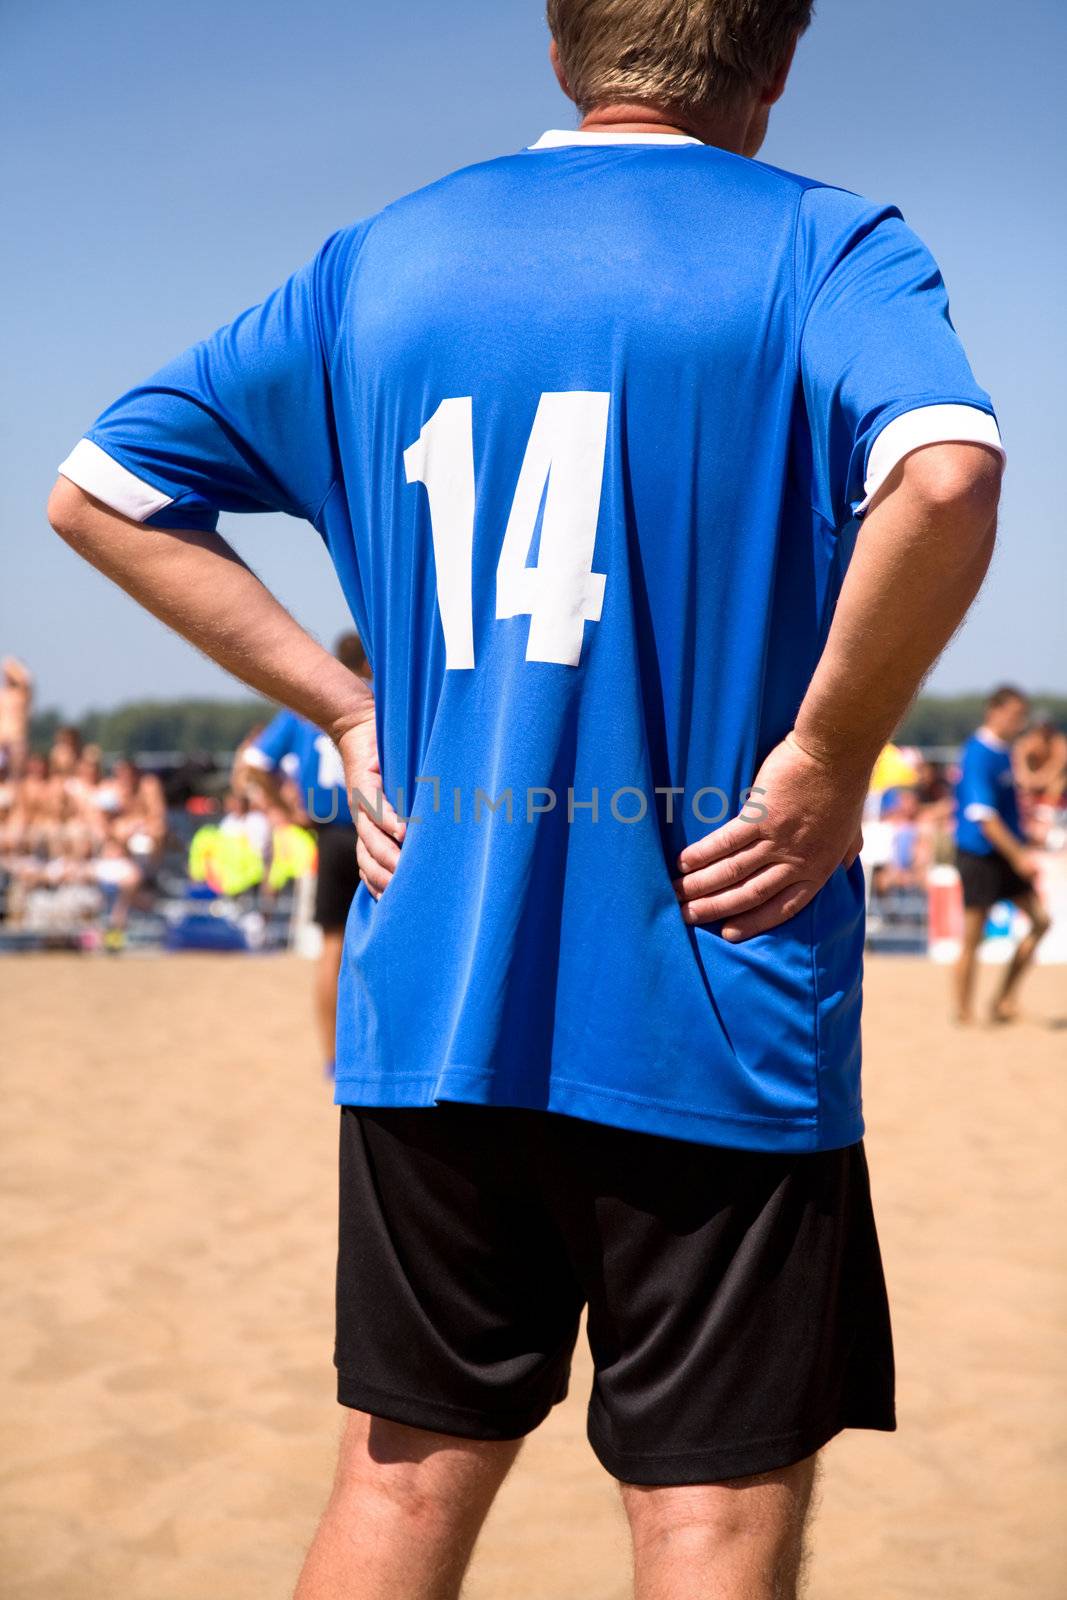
[403,391,609,669]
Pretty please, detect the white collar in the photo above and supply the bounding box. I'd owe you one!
[528,128,703,149]
[976,726,1009,752]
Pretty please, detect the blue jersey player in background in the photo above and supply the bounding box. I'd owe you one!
[242,631,371,1076]
[252,706,353,829]
[954,686,1050,1025]
[49,0,1008,1593]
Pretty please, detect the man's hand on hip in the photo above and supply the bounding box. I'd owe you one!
[672,442,1002,942]
[674,733,866,943]
[335,715,405,901]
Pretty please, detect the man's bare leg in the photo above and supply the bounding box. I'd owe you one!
[622,1455,818,1600]
[990,889,1051,1022]
[315,928,345,1067]
[954,906,988,1023]
[294,1410,521,1600]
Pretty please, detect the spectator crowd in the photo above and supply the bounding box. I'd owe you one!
[0,657,319,948]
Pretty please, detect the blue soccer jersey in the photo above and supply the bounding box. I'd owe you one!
[247,709,353,826]
[59,130,1004,1151]
[955,731,1021,855]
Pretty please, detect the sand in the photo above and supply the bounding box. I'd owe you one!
[1,953,1064,1599]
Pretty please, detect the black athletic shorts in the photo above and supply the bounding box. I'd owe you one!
[956,846,1032,910]
[335,1104,896,1484]
[313,823,360,929]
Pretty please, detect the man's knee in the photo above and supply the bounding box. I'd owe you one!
[620,1455,817,1566]
[332,1409,521,1523]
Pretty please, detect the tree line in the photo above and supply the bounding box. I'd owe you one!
[30,698,276,757]
[28,690,1067,759]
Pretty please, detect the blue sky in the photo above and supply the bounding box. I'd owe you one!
[4,0,1064,715]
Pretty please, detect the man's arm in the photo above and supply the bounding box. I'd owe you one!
[2,656,33,693]
[675,440,1002,941]
[979,814,1034,879]
[237,714,293,807]
[237,756,287,810]
[46,479,405,888]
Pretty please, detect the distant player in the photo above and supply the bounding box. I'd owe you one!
[242,632,371,1073]
[50,0,1006,1592]
[954,686,1051,1024]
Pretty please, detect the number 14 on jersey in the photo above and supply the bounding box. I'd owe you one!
[403,391,610,669]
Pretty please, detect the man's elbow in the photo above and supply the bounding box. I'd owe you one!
[47,478,125,559]
[906,441,1004,523]
[47,476,93,540]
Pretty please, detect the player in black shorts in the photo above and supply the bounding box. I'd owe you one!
[241,632,371,1072]
[48,0,1006,1590]
[953,688,1051,1024]
[312,809,360,932]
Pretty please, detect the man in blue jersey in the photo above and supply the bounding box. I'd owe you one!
[48,0,1006,1592]
[954,686,1050,1024]
[241,631,372,1073]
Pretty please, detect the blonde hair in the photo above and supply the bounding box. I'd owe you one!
[546,0,813,115]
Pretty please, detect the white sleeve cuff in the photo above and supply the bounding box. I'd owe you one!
[963,802,997,822]
[856,405,1005,515]
[241,746,276,772]
[57,438,175,522]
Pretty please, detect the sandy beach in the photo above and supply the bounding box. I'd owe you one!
[1,953,1064,1599]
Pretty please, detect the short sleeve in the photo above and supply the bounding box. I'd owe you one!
[246,710,299,772]
[796,187,1003,528]
[58,224,365,531]
[961,746,1000,819]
